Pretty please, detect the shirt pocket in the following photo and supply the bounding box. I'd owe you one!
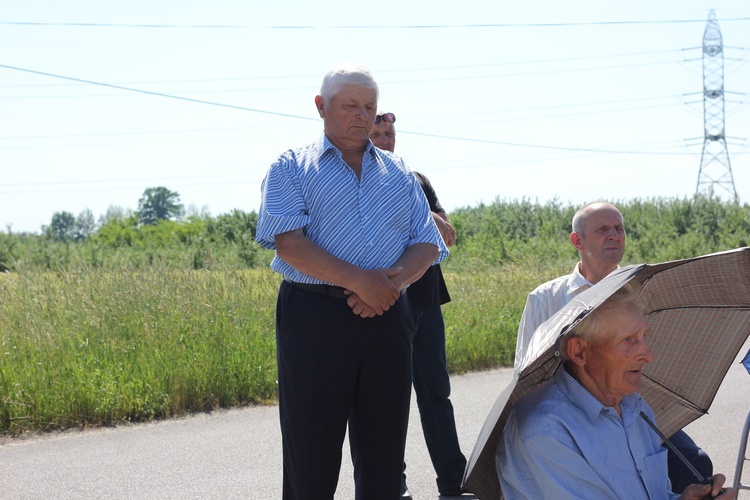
[377,179,412,239]
[642,448,670,499]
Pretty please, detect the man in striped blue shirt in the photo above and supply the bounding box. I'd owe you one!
[256,64,448,500]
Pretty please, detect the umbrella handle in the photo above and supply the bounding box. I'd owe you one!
[638,412,725,497]
[638,411,709,484]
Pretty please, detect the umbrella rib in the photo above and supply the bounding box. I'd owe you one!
[642,374,708,415]
[648,305,750,313]
[517,356,561,383]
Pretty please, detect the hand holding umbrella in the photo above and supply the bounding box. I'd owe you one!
[639,411,729,499]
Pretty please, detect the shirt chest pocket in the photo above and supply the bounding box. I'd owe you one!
[641,448,670,499]
[371,178,413,237]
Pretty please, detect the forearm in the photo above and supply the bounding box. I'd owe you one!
[275,229,364,289]
[276,228,402,315]
[432,211,456,247]
[389,242,438,291]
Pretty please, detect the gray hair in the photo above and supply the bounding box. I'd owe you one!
[571,201,623,236]
[560,284,643,358]
[319,63,379,102]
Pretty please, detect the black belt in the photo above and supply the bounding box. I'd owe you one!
[286,280,350,300]
[286,280,407,301]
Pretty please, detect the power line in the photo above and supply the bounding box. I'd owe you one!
[0,126,261,140]
[2,18,750,29]
[0,94,685,140]
[0,49,685,89]
[0,63,318,122]
[0,57,691,99]
[399,130,699,155]
[0,63,744,156]
[0,172,250,188]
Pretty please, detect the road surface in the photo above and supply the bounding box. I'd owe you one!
[2,345,749,499]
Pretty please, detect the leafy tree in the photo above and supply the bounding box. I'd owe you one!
[74,209,96,242]
[94,213,140,248]
[137,187,184,226]
[0,231,15,271]
[211,209,258,243]
[46,211,77,242]
[207,209,260,267]
[98,205,133,227]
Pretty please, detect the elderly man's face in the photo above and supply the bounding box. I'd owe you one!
[579,306,653,406]
[370,120,396,152]
[316,84,377,152]
[574,204,626,269]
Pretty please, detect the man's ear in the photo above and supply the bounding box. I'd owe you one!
[314,95,325,118]
[566,336,587,367]
[570,232,584,252]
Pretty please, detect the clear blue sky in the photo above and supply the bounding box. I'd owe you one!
[2,0,749,233]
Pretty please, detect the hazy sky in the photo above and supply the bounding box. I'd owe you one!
[2,1,749,233]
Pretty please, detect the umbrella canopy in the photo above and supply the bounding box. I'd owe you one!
[463,247,750,499]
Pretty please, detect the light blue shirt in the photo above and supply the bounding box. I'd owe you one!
[256,134,448,284]
[498,366,678,500]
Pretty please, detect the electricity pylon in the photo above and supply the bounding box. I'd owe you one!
[696,9,737,200]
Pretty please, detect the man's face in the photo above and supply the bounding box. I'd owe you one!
[580,306,653,405]
[574,205,626,269]
[315,84,377,152]
[370,120,396,152]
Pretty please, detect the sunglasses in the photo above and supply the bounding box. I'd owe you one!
[375,112,396,124]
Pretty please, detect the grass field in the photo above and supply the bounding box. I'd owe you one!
[3,195,748,436]
[0,260,570,436]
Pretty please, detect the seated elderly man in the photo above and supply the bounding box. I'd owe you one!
[497,290,735,500]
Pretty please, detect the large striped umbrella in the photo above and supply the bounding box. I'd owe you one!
[463,247,750,499]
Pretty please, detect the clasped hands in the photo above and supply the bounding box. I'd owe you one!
[344,267,404,318]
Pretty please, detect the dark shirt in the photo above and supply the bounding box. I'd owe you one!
[408,172,451,310]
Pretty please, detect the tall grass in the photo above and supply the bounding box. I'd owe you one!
[0,265,536,435]
[3,195,749,435]
[0,269,279,435]
[443,258,570,372]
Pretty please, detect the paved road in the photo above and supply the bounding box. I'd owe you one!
[2,344,750,499]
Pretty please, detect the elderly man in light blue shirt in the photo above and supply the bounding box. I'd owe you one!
[256,63,447,500]
[498,289,734,500]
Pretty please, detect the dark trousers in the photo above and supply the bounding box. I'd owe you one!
[276,281,416,500]
[407,304,467,493]
[667,429,713,493]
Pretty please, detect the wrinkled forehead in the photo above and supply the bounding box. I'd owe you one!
[330,83,378,103]
[584,205,624,230]
[590,303,646,345]
[371,121,395,134]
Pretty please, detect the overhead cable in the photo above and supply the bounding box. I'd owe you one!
[2,18,750,29]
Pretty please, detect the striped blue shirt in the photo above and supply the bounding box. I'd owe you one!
[256,134,448,284]
[498,367,679,500]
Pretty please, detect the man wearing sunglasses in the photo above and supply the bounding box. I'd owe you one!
[371,112,467,498]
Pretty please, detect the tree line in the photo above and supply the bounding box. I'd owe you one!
[2,189,749,273]
[1,187,260,272]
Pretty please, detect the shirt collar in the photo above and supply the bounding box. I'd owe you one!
[556,364,644,426]
[567,262,595,294]
[317,133,375,159]
[569,262,622,294]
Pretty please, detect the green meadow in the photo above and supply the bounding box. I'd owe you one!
[2,195,749,435]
